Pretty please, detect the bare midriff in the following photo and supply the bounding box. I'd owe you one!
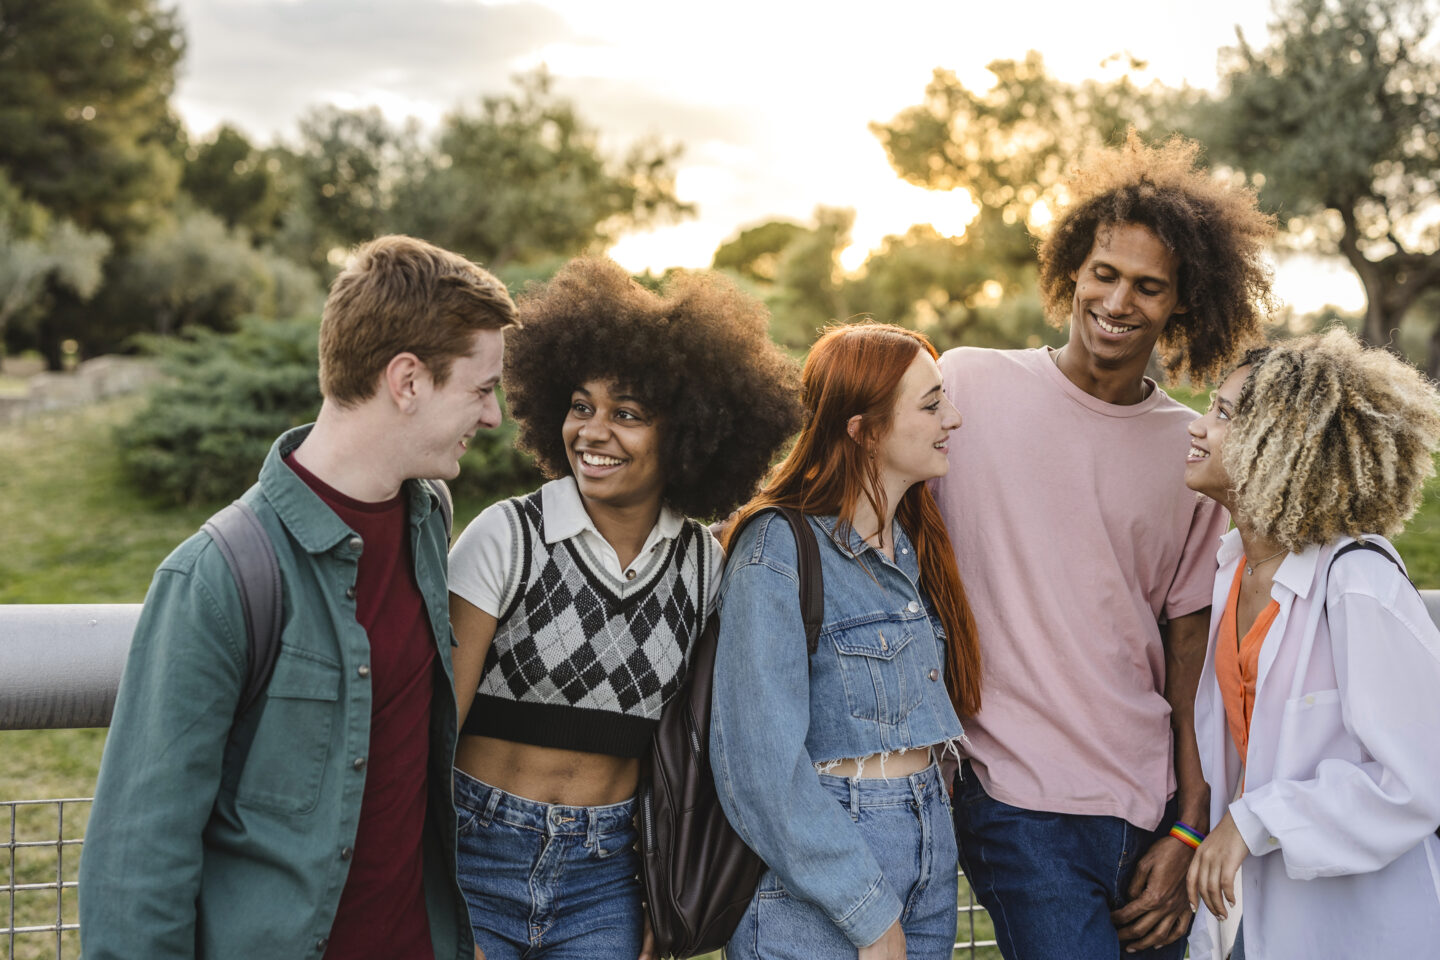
[823,747,934,779]
[455,735,639,806]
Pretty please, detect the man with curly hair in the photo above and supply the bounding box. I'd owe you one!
[81,235,517,960]
[932,133,1275,960]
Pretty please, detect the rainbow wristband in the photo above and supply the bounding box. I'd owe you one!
[1169,821,1205,850]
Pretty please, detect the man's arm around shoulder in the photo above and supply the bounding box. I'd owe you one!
[79,550,247,960]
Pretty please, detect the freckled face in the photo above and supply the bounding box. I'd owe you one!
[874,351,963,491]
[562,380,665,512]
[417,328,505,479]
[1185,365,1249,507]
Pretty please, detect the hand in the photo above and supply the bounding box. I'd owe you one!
[636,910,656,960]
[1186,812,1249,920]
[474,947,486,960]
[857,919,905,960]
[1110,836,1196,952]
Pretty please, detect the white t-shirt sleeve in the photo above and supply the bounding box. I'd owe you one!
[704,527,724,617]
[448,500,517,618]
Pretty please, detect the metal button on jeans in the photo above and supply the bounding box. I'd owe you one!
[352,756,366,771]
[340,846,353,861]
[357,664,370,677]
[345,586,356,600]
[929,669,939,681]
[315,938,328,952]
[906,600,920,613]
[347,536,363,552]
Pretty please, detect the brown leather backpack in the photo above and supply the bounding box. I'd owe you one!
[638,507,823,958]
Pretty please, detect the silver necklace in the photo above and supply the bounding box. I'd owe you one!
[1244,548,1287,576]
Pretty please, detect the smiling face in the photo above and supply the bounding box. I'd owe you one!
[873,350,962,493]
[1185,365,1250,507]
[1068,222,1187,377]
[414,327,505,480]
[562,380,665,513]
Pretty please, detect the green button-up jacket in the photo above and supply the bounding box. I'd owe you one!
[78,425,472,960]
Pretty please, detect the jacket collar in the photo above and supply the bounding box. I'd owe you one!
[538,476,683,546]
[256,424,444,554]
[810,513,917,572]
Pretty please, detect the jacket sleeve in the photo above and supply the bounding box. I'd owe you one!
[1229,571,1440,878]
[708,521,903,949]
[78,546,247,960]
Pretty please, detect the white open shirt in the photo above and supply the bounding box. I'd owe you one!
[1188,531,1440,960]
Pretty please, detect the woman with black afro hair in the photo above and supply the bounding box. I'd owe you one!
[445,257,802,960]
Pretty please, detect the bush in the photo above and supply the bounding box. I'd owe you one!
[120,316,543,507]
[119,317,323,504]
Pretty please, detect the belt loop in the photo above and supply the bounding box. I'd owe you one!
[479,783,502,828]
[587,808,600,848]
[849,777,861,818]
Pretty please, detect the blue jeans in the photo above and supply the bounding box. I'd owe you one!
[454,770,642,960]
[727,762,958,960]
[952,762,1187,960]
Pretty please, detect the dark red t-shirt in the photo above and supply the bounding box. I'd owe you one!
[287,454,436,960]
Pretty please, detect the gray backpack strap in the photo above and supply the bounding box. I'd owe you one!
[203,502,282,717]
[426,478,454,543]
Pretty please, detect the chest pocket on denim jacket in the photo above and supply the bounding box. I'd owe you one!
[830,622,922,724]
[232,648,341,815]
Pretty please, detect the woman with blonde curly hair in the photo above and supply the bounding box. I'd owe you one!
[1182,327,1440,960]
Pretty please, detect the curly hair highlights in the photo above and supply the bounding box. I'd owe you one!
[504,258,803,520]
[725,323,982,717]
[1224,327,1440,551]
[1038,131,1275,383]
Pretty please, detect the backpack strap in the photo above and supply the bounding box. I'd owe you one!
[1325,539,1438,839]
[203,501,283,718]
[773,507,824,655]
[425,478,454,543]
[1327,539,1416,591]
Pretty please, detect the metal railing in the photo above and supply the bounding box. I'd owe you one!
[14,593,1440,958]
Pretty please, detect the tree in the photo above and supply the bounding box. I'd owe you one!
[711,208,853,349]
[181,124,288,244]
[0,0,184,247]
[873,53,1178,233]
[0,171,111,356]
[292,105,416,270]
[393,70,693,269]
[848,211,1051,352]
[1196,0,1440,367]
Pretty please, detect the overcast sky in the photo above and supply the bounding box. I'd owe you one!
[167,0,1365,312]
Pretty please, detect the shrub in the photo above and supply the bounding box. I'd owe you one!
[119,317,323,504]
[120,316,543,507]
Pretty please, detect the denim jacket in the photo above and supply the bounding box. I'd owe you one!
[709,511,965,948]
[79,426,472,960]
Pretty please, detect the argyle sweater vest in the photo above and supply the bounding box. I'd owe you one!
[462,490,712,757]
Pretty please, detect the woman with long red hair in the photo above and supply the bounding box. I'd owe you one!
[710,322,981,960]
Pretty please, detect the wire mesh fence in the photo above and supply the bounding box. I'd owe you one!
[0,794,997,960]
[3,798,88,960]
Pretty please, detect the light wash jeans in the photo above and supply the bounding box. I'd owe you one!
[453,769,642,960]
[726,762,959,959]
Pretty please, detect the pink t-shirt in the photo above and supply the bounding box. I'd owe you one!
[934,347,1227,830]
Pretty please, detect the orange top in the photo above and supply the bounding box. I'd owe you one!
[1215,562,1281,768]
